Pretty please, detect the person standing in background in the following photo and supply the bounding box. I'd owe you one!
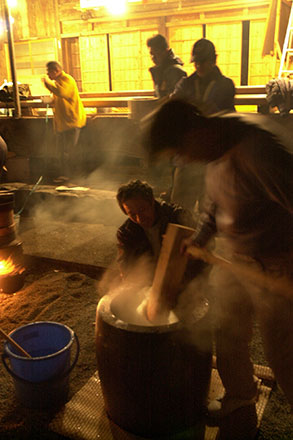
[42,61,86,183]
[168,38,235,214]
[147,34,187,99]
[146,35,187,205]
[170,38,235,113]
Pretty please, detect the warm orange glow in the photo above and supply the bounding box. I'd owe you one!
[0,256,16,276]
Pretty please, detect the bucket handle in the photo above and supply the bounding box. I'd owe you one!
[2,332,80,385]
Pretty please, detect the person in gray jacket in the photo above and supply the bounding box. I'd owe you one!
[168,38,235,214]
[171,38,235,113]
[144,99,293,421]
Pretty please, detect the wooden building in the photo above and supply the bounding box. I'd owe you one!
[0,0,291,95]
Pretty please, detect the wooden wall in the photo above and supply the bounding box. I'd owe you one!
[0,0,60,93]
[0,0,289,94]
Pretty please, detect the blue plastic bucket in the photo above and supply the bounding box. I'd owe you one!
[2,321,79,409]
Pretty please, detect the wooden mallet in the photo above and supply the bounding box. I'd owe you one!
[146,223,196,324]
[146,223,292,324]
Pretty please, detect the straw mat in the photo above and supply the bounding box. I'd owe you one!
[50,364,274,440]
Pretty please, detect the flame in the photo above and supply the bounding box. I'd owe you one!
[0,256,16,276]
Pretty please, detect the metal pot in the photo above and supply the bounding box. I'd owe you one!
[0,191,16,246]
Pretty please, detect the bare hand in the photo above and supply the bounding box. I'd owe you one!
[41,95,53,104]
[180,235,195,256]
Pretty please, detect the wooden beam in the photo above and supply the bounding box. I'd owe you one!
[234,94,267,105]
[65,1,270,25]
[166,13,267,28]
[0,87,268,112]
[61,23,159,38]
[0,96,268,109]
[27,86,266,98]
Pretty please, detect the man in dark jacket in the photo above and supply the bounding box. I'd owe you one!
[170,38,235,113]
[144,99,293,421]
[168,38,235,213]
[147,34,187,99]
[116,179,204,285]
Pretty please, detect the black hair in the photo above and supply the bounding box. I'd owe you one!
[190,38,217,63]
[142,99,292,168]
[116,179,154,214]
[46,61,62,71]
[147,34,168,51]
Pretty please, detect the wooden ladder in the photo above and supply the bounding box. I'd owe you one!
[279,1,293,78]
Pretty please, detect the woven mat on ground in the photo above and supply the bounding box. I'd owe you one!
[50,365,274,440]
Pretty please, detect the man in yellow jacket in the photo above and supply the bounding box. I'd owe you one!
[42,61,86,182]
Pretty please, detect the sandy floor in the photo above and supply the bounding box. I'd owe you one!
[0,261,292,440]
[0,162,292,439]
[0,263,102,439]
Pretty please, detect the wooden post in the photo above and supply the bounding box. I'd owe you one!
[4,0,21,118]
[146,223,195,324]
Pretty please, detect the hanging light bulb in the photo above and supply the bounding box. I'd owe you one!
[106,0,127,15]
[7,0,17,7]
[80,0,104,8]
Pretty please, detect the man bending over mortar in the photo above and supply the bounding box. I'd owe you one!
[116,179,206,303]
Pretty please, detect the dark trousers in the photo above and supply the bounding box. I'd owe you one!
[209,246,293,408]
[171,162,206,212]
[56,127,82,178]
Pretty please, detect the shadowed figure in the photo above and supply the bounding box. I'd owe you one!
[143,99,293,430]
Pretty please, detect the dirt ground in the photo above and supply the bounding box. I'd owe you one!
[0,158,292,439]
[0,261,102,440]
[0,259,292,440]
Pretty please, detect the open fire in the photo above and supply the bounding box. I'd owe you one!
[0,256,21,276]
[0,255,25,293]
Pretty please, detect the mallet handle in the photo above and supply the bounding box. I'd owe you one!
[0,327,32,358]
[186,246,292,299]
